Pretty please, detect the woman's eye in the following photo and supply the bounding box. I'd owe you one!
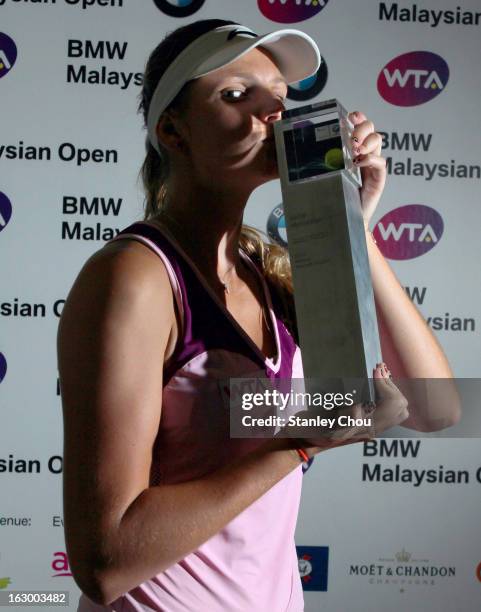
[222,89,246,101]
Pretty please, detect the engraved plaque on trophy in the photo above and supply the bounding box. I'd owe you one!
[273,99,382,403]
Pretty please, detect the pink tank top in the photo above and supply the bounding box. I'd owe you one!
[77,221,305,612]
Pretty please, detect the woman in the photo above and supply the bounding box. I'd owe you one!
[57,19,459,612]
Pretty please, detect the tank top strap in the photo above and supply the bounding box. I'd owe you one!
[109,222,185,335]
[108,220,299,382]
[110,223,185,337]
[108,220,270,381]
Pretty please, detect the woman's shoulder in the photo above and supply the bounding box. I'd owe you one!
[64,235,175,322]
[91,236,170,288]
[58,236,177,368]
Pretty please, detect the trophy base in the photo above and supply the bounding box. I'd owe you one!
[283,171,381,404]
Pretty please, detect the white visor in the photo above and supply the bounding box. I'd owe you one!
[146,24,321,154]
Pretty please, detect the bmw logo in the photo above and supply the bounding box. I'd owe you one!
[152,0,205,18]
[287,58,328,102]
[267,204,287,247]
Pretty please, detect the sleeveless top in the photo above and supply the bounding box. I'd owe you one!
[77,221,305,612]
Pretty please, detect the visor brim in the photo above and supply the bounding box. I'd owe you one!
[192,29,321,84]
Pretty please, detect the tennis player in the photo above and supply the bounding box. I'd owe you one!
[58,19,459,612]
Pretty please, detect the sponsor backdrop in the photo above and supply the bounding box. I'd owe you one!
[1,1,480,610]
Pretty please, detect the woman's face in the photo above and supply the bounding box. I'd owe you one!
[169,47,288,193]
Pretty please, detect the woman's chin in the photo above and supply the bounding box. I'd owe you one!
[221,148,280,190]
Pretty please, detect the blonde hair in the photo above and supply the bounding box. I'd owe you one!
[138,19,297,341]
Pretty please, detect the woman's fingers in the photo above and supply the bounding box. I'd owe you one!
[283,363,410,455]
[349,115,382,156]
[301,402,375,447]
[348,110,367,126]
[353,153,386,173]
[351,119,376,146]
[354,131,383,156]
[372,370,410,426]
[347,110,387,227]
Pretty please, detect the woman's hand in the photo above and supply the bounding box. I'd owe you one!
[293,364,409,458]
[348,111,387,229]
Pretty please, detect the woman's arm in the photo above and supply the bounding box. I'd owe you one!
[366,230,461,430]
[58,240,303,607]
[58,237,415,607]
[348,110,461,432]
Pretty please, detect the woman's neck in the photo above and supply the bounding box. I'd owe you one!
[152,185,249,281]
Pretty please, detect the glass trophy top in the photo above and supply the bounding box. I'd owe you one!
[275,98,362,187]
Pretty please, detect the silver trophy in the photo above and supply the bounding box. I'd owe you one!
[273,99,382,403]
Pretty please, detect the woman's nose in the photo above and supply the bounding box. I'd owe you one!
[258,93,285,123]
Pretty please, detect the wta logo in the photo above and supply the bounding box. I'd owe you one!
[0,193,13,233]
[0,33,17,79]
[377,51,449,106]
[373,205,444,260]
[258,0,330,24]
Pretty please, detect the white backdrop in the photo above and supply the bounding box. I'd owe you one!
[1,1,480,611]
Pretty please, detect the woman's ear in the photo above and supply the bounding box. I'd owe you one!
[156,110,188,154]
